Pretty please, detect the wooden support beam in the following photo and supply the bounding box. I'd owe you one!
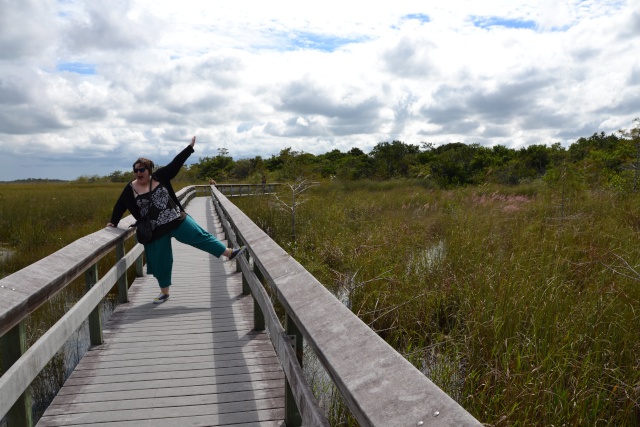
[0,320,33,427]
[116,241,128,303]
[85,263,103,346]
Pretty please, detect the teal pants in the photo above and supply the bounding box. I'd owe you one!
[145,215,227,288]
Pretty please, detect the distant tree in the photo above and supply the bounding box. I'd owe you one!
[428,142,479,186]
[316,149,346,178]
[108,170,130,182]
[471,144,515,184]
[196,147,235,181]
[370,140,420,179]
[336,153,373,180]
[230,159,253,180]
[266,148,319,180]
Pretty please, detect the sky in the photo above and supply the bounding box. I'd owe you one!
[0,0,639,181]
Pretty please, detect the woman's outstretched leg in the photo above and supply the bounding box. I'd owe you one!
[173,215,242,259]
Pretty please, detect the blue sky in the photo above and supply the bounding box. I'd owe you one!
[0,0,638,180]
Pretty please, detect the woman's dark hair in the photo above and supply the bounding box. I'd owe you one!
[133,157,154,172]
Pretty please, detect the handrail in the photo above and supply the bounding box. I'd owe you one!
[0,186,197,425]
[205,185,329,426]
[210,185,483,427]
[214,183,279,197]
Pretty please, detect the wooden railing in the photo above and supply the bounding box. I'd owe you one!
[214,183,278,197]
[0,184,482,427]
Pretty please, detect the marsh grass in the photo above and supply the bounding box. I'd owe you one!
[234,180,640,426]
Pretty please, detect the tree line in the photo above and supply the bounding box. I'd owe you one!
[94,118,640,191]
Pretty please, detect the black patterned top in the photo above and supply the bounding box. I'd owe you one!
[136,185,181,228]
[133,183,185,242]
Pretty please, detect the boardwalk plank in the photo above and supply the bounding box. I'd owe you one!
[45,387,285,415]
[36,197,285,426]
[37,397,283,425]
[39,409,285,427]
[55,370,285,395]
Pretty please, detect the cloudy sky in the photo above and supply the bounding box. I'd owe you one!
[0,0,638,180]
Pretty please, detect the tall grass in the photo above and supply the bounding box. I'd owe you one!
[0,183,123,275]
[234,180,640,426]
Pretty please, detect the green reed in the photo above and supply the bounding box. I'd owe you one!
[234,180,640,426]
[0,183,124,274]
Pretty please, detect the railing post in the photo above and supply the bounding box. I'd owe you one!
[253,262,265,332]
[285,313,304,366]
[223,219,230,245]
[242,252,251,296]
[135,248,144,277]
[0,320,33,427]
[85,263,103,345]
[116,240,128,303]
[134,235,144,277]
[285,313,303,427]
[234,233,242,274]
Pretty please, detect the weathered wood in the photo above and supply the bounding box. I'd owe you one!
[85,263,103,345]
[116,241,128,303]
[38,396,284,425]
[0,320,33,427]
[215,183,279,198]
[213,187,483,427]
[135,237,144,276]
[237,248,329,427]
[284,313,304,425]
[0,244,144,420]
[0,225,134,338]
[38,410,285,427]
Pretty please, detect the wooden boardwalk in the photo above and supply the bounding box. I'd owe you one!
[36,197,286,427]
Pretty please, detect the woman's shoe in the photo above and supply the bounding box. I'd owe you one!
[153,293,170,304]
[228,246,246,261]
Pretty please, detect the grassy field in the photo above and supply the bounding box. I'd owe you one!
[0,183,123,274]
[233,180,640,426]
[1,180,639,426]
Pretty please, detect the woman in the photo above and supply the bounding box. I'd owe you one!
[107,136,246,303]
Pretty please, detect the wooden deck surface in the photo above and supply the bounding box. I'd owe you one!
[36,197,285,427]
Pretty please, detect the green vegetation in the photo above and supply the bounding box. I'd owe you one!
[0,183,122,275]
[234,180,640,426]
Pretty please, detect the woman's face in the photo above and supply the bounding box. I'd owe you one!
[133,163,150,181]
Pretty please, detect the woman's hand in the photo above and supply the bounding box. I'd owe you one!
[190,136,196,147]
[107,222,115,227]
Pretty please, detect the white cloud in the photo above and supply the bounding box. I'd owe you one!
[0,0,638,180]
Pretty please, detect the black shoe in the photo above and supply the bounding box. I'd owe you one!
[228,246,246,261]
[153,293,170,304]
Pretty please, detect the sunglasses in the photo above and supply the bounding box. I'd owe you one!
[133,167,147,173]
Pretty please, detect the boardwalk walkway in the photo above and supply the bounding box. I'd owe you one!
[36,197,286,426]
